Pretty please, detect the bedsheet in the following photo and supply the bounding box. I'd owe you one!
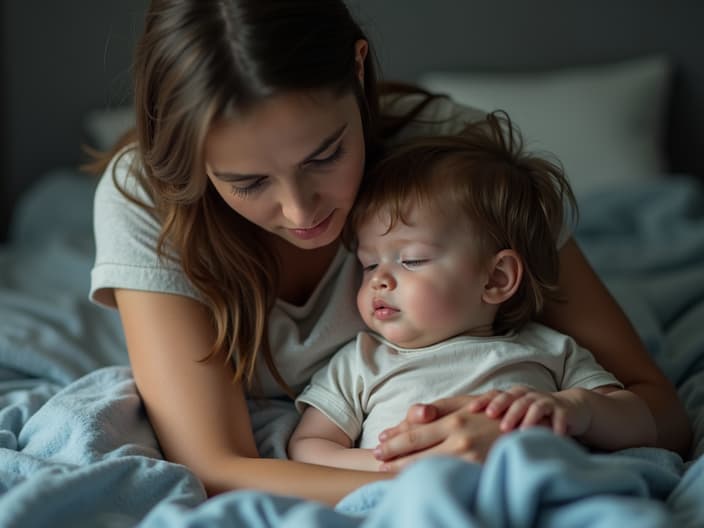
[0,172,703,527]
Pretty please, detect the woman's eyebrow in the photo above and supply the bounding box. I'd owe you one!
[212,124,349,182]
[301,123,348,163]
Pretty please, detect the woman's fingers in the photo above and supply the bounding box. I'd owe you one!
[378,440,483,472]
[378,412,503,470]
[374,420,446,461]
[377,418,410,442]
[376,406,505,464]
[378,403,439,441]
[408,395,473,420]
[466,390,502,413]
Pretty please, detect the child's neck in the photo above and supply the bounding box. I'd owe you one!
[459,323,497,338]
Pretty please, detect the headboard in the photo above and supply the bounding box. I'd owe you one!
[1,0,702,239]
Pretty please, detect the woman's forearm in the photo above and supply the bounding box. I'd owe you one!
[625,382,690,454]
[289,438,380,471]
[203,454,389,504]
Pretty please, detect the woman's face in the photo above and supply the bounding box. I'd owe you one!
[204,89,366,250]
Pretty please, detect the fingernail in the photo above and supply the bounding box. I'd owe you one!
[379,464,390,472]
[378,432,387,441]
[373,447,382,459]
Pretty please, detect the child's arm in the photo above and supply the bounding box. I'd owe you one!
[469,385,657,450]
[288,406,381,471]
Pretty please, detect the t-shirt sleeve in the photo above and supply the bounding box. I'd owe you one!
[90,148,203,308]
[294,340,365,442]
[560,340,624,391]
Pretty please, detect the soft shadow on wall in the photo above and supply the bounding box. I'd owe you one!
[0,0,148,241]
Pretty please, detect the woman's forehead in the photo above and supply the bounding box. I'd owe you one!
[204,90,358,170]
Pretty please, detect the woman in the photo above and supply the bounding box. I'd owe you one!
[89,0,689,505]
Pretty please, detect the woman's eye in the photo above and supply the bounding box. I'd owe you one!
[307,144,345,167]
[401,259,429,269]
[362,263,378,273]
[230,178,266,198]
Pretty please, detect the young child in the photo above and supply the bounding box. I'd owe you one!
[287,112,656,471]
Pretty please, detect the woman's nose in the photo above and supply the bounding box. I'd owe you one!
[281,184,317,226]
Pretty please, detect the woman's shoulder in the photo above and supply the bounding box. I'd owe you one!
[380,91,486,143]
[93,144,165,250]
[95,145,152,207]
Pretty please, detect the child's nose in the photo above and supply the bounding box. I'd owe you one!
[371,268,396,290]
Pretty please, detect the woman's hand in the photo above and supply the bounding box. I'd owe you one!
[373,395,505,472]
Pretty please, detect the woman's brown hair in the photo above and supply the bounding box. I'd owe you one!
[348,111,578,334]
[85,0,442,396]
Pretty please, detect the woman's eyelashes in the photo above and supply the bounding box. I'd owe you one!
[230,177,267,198]
[228,144,346,199]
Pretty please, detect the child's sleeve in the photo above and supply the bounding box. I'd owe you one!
[294,339,366,443]
[560,340,625,390]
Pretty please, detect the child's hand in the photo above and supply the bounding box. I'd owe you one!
[468,386,589,436]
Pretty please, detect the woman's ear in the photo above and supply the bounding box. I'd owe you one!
[482,249,523,305]
[354,39,368,85]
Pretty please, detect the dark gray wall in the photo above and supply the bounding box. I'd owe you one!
[350,0,704,180]
[0,0,147,239]
[1,1,703,239]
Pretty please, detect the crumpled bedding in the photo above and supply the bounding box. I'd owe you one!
[1,171,703,527]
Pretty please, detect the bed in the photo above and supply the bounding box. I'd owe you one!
[1,1,704,526]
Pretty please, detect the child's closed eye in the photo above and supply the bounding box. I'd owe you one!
[401,259,429,270]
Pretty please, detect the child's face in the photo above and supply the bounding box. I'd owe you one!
[355,204,496,348]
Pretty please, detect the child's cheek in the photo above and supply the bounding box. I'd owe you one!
[408,282,458,326]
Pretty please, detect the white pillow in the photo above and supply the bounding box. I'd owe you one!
[419,55,671,199]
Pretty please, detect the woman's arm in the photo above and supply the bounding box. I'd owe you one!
[115,289,388,504]
[539,239,691,455]
[288,407,380,471]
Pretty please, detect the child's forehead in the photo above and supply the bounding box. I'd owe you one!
[356,201,471,241]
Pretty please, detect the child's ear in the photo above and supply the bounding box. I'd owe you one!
[482,249,523,305]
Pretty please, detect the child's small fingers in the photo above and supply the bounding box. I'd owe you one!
[486,393,518,417]
[500,397,534,430]
[467,394,492,412]
[552,408,567,435]
[521,400,552,428]
[507,385,531,398]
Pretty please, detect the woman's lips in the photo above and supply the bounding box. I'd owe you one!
[288,211,334,240]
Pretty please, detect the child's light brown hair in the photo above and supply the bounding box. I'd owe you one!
[348,111,578,334]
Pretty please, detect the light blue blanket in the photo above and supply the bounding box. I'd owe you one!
[1,172,703,527]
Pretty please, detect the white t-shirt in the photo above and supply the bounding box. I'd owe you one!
[295,323,622,449]
[90,95,564,398]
